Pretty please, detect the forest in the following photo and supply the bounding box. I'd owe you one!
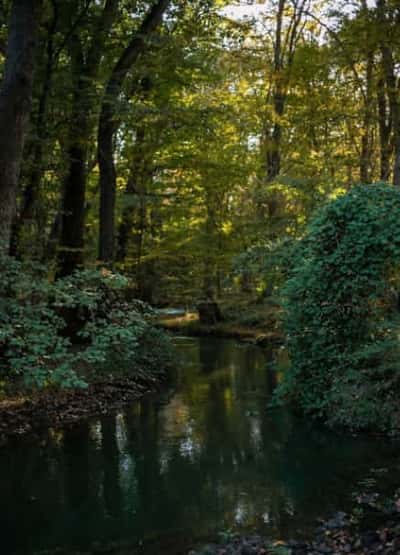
[0,0,400,429]
[1,0,400,553]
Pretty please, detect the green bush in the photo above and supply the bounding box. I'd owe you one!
[275,184,400,433]
[0,258,172,389]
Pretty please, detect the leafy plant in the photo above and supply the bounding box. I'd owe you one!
[275,184,400,433]
[0,258,172,389]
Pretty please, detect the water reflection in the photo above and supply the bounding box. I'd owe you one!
[0,337,399,554]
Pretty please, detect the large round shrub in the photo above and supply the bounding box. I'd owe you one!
[277,184,400,433]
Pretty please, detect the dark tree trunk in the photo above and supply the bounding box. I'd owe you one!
[98,0,170,264]
[57,137,88,277]
[57,0,118,277]
[117,172,138,263]
[0,0,41,254]
[359,4,374,185]
[9,0,58,256]
[117,79,152,263]
[117,147,155,264]
[57,37,90,277]
[377,0,400,186]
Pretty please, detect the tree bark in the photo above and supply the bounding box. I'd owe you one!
[266,0,285,182]
[0,0,41,254]
[116,128,148,263]
[9,0,59,257]
[56,0,118,277]
[98,0,170,264]
[377,78,392,181]
[377,0,400,186]
[264,0,307,183]
[117,77,154,262]
[360,1,374,184]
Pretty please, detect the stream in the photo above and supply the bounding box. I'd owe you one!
[1,336,399,554]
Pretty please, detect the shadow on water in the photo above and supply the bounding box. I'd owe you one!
[1,337,399,554]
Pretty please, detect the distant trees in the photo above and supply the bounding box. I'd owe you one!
[1,0,400,299]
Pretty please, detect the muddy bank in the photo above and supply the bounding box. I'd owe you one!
[0,371,168,444]
[158,312,283,346]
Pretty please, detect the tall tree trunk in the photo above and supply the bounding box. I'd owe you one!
[0,0,41,254]
[377,78,392,181]
[266,0,285,182]
[98,0,170,265]
[377,0,400,186]
[117,78,154,263]
[57,0,118,277]
[360,1,374,184]
[57,120,89,276]
[9,0,58,256]
[264,0,307,184]
[57,37,91,277]
[116,126,147,263]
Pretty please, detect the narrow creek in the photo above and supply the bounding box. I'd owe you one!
[1,337,399,555]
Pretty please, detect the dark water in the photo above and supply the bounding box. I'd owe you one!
[1,337,399,555]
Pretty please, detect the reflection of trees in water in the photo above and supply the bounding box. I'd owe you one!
[101,417,122,519]
[132,339,285,535]
[64,424,90,511]
[1,339,400,553]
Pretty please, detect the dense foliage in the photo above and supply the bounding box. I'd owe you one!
[1,0,399,302]
[0,258,171,389]
[276,184,400,433]
[1,0,400,435]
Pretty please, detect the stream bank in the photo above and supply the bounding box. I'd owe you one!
[157,300,283,346]
[0,371,168,444]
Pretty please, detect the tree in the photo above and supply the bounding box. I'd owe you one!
[9,0,59,256]
[377,0,400,186]
[56,0,118,277]
[98,0,170,264]
[0,0,42,254]
[263,0,308,183]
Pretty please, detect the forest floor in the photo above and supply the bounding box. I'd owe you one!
[0,370,168,444]
[157,297,284,347]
